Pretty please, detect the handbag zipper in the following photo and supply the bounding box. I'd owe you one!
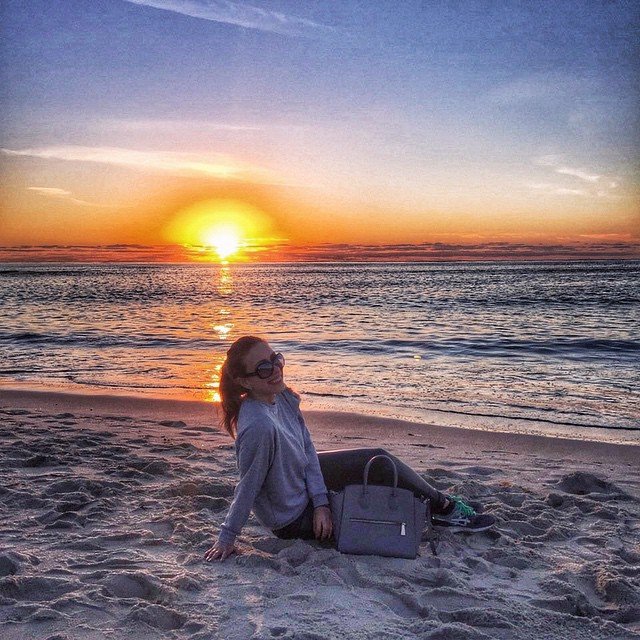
[350,518,407,536]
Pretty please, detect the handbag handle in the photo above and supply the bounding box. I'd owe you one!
[362,455,398,496]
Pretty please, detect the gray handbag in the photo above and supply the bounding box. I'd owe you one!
[329,454,427,559]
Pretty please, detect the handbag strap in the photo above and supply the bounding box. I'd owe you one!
[362,455,398,495]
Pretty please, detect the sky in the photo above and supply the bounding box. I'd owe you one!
[1,0,639,261]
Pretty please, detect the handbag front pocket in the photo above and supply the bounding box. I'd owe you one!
[350,518,407,536]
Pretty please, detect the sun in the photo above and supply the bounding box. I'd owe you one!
[163,198,277,263]
[203,226,241,260]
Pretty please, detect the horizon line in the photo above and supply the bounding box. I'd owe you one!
[0,240,639,264]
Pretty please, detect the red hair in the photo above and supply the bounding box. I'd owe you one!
[218,336,265,438]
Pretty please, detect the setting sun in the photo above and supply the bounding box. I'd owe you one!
[162,198,277,262]
[203,226,241,260]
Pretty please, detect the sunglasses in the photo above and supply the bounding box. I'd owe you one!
[244,352,285,379]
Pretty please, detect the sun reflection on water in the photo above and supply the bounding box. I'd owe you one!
[217,265,233,296]
[203,267,236,403]
[204,360,223,403]
[213,323,232,338]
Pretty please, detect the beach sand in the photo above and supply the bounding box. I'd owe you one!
[1,389,639,640]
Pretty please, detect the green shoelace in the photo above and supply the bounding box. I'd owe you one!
[450,495,475,516]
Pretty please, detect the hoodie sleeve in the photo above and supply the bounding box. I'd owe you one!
[217,421,274,546]
[302,421,329,508]
[291,396,329,509]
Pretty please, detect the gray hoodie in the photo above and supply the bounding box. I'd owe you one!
[217,389,329,546]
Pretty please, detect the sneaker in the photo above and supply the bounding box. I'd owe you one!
[432,495,496,533]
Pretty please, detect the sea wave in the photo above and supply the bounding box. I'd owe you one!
[305,391,640,431]
[2,330,638,360]
[0,330,222,350]
[296,336,640,361]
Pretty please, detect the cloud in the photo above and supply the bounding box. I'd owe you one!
[105,118,262,132]
[534,155,563,168]
[28,187,73,198]
[527,183,587,197]
[1,241,638,263]
[27,187,105,207]
[3,145,276,183]
[555,187,588,196]
[579,233,636,241]
[555,167,600,183]
[531,155,621,199]
[528,182,554,190]
[123,0,334,37]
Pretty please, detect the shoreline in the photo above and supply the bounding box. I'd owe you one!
[2,387,638,466]
[0,379,640,446]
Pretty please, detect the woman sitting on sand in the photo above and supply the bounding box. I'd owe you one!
[205,336,495,562]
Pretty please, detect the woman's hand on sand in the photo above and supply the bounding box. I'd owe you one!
[204,541,239,562]
[313,505,333,541]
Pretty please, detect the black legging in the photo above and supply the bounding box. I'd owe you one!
[273,447,448,540]
[317,447,447,509]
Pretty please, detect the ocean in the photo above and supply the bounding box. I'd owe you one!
[1,261,638,443]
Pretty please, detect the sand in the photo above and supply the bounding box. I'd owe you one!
[0,389,639,640]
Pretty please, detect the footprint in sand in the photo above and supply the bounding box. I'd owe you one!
[101,571,173,604]
[124,602,186,630]
[0,553,24,577]
[0,576,79,602]
[555,471,629,497]
[159,420,187,428]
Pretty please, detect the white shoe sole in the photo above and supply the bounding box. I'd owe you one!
[433,523,495,533]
